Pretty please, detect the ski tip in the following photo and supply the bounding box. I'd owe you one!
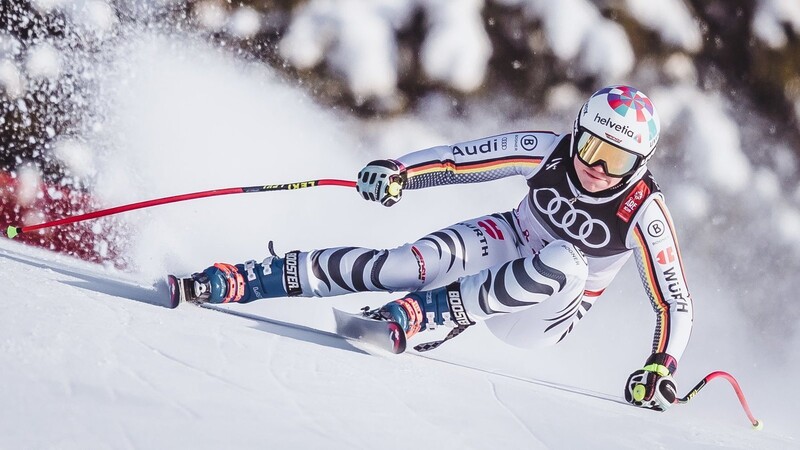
[166,275,182,309]
[386,321,407,354]
[5,226,19,239]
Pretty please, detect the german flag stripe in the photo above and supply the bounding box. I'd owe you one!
[406,157,542,178]
[653,198,689,288]
[633,225,670,353]
[583,289,605,298]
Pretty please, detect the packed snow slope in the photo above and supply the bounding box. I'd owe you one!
[0,239,794,450]
[1,34,798,449]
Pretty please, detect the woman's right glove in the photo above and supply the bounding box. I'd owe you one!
[356,159,407,207]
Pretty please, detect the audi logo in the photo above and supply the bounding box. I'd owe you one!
[532,188,611,249]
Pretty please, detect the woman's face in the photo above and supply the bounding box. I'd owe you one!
[573,155,624,193]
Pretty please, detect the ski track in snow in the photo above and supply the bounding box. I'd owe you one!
[117,352,200,420]
[134,333,255,395]
[488,380,545,446]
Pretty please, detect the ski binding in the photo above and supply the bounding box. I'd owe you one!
[333,308,407,354]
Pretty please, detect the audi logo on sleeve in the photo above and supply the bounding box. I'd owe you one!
[533,188,611,249]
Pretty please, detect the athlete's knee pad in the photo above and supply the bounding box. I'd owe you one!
[535,240,589,293]
[370,243,429,292]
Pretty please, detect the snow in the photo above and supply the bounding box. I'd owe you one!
[25,43,62,81]
[500,0,636,81]
[775,206,800,245]
[544,83,584,115]
[227,6,262,40]
[528,0,602,61]
[624,0,703,53]
[662,53,698,84]
[15,165,42,208]
[70,0,118,37]
[1,230,797,449]
[0,33,23,58]
[277,6,330,69]
[194,0,229,32]
[52,139,95,178]
[754,166,781,201]
[328,4,398,102]
[279,0,411,104]
[420,0,492,93]
[30,0,68,13]
[651,85,752,193]
[753,0,800,49]
[577,19,634,84]
[666,184,710,221]
[278,0,645,100]
[1,28,798,449]
[30,0,119,38]
[0,59,24,99]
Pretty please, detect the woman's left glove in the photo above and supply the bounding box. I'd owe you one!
[624,352,678,411]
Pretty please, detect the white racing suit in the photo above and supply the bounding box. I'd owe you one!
[286,132,693,358]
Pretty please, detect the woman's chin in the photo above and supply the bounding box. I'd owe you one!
[576,173,606,192]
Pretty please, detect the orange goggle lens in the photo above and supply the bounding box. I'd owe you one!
[575,131,641,177]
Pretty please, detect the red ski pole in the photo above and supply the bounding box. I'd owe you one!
[676,371,762,430]
[4,178,356,239]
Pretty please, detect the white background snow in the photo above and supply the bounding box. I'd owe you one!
[2,0,800,448]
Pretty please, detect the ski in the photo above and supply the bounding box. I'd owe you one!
[332,308,407,354]
[167,275,406,353]
[166,274,208,309]
[166,275,188,309]
[200,304,406,354]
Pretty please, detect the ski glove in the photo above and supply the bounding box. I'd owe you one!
[624,352,678,412]
[356,159,407,207]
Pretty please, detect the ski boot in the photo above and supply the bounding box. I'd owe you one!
[189,256,289,304]
[368,283,470,339]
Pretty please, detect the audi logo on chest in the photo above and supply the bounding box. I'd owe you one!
[532,188,610,249]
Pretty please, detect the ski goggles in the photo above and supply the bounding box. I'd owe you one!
[575,128,642,178]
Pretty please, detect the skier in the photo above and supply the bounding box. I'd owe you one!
[184,85,692,412]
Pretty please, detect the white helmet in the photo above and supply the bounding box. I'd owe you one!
[572,85,660,178]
